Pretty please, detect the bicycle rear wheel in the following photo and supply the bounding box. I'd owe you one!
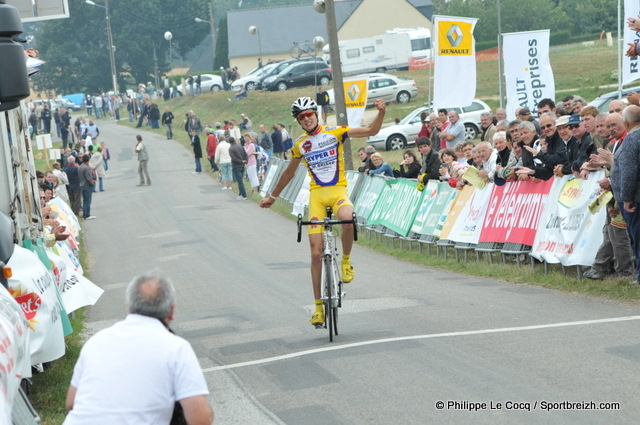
[323,256,335,342]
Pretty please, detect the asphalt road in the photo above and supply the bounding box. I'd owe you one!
[82,120,640,425]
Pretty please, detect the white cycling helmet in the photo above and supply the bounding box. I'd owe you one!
[291,97,318,118]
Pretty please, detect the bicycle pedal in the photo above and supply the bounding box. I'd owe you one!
[341,291,346,298]
[314,323,324,329]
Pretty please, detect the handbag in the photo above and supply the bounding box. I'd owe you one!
[283,137,293,151]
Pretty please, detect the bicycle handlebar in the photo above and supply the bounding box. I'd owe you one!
[296,213,359,243]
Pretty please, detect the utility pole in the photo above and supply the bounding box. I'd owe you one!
[105,0,117,94]
[209,1,216,71]
[323,0,352,169]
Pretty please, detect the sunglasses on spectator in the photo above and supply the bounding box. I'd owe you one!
[541,123,554,129]
[297,110,315,120]
[568,124,579,129]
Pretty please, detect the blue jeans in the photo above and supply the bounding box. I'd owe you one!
[82,186,93,218]
[195,158,202,173]
[233,167,247,198]
[221,163,232,182]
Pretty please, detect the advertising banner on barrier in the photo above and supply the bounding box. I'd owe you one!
[0,287,31,425]
[479,178,554,245]
[446,184,494,244]
[366,179,423,236]
[49,196,81,236]
[354,176,388,222]
[410,181,439,234]
[416,182,457,237]
[346,170,361,201]
[260,162,280,197]
[7,245,65,365]
[47,251,104,313]
[292,174,311,217]
[502,30,555,119]
[439,184,474,240]
[531,172,607,266]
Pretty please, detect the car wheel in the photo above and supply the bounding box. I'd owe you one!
[246,82,256,91]
[464,124,479,141]
[396,91,411,104]
[277,81,288,91]
[210,85,221,92]
[319,76,330,86]
[385,134,406,151]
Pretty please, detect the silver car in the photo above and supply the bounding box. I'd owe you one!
[231,63,279,91]
[366,99,491,151]
[328,72,418,106]
[177,74,223,94]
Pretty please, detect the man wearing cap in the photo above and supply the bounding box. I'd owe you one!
[517,107,541,135]
[553,114,580,177]
[568,113,595,178]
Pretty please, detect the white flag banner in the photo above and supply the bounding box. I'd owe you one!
[624,0,640,85]
[531,171,607,266]
[503,30,555,119]
[342,77,369,127]
[433,15,478,109]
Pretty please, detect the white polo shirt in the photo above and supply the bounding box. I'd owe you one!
[63,314,209,425]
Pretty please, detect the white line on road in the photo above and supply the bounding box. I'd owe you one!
[202,315,640,373]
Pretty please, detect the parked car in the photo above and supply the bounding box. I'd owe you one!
[53,98,81,111]
[262,60,332,91]
[366,99,491,151]
[255,57,327,89]
[327,73,418,106]
[177,74,223,95]
[588,86,637,112]
[231,63,279,91]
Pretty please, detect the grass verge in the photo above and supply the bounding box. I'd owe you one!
[26,235,91,425]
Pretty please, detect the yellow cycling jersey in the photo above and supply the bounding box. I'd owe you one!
[291,125,351,190]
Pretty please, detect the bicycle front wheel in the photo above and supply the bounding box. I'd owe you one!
[323,256,335,342]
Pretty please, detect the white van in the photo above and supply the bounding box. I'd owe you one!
[386,27,432,59]
[323,33,412,76]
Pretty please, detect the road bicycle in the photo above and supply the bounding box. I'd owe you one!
[290,40,316,59]
[297,208,358,342]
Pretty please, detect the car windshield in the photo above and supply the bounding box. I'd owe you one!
[398,108,427,125]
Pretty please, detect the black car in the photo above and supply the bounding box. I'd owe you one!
[262,60,332,91]
[256,57,327,90]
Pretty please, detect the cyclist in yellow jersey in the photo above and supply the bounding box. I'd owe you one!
[260,96,386,326]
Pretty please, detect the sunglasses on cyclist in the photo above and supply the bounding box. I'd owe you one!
[297,110,315,121]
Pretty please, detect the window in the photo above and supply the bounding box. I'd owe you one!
[363,46,375,54]
[376,79,396,88]
[346,48,360,58]
[462,102,484,113]
[411,37,431,51]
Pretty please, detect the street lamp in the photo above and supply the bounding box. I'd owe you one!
[86,0,118,95]
[195,9,216,71]
[164,31,173,73]
[248,26,262,67]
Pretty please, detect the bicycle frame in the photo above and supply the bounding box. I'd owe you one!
[297,209,358,341]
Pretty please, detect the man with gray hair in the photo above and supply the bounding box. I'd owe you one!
[610,105,640,284]
[63,273,213,425]
[480,112,496,143]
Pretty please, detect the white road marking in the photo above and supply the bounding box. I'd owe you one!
[202,315,640,373]
[137,230,180,239]
[101,282,127,290]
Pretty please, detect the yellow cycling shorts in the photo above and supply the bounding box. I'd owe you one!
[307,186,353,235]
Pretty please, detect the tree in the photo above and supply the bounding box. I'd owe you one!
[33,0,210,94]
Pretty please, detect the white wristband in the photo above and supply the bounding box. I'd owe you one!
[269,194,277,201]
